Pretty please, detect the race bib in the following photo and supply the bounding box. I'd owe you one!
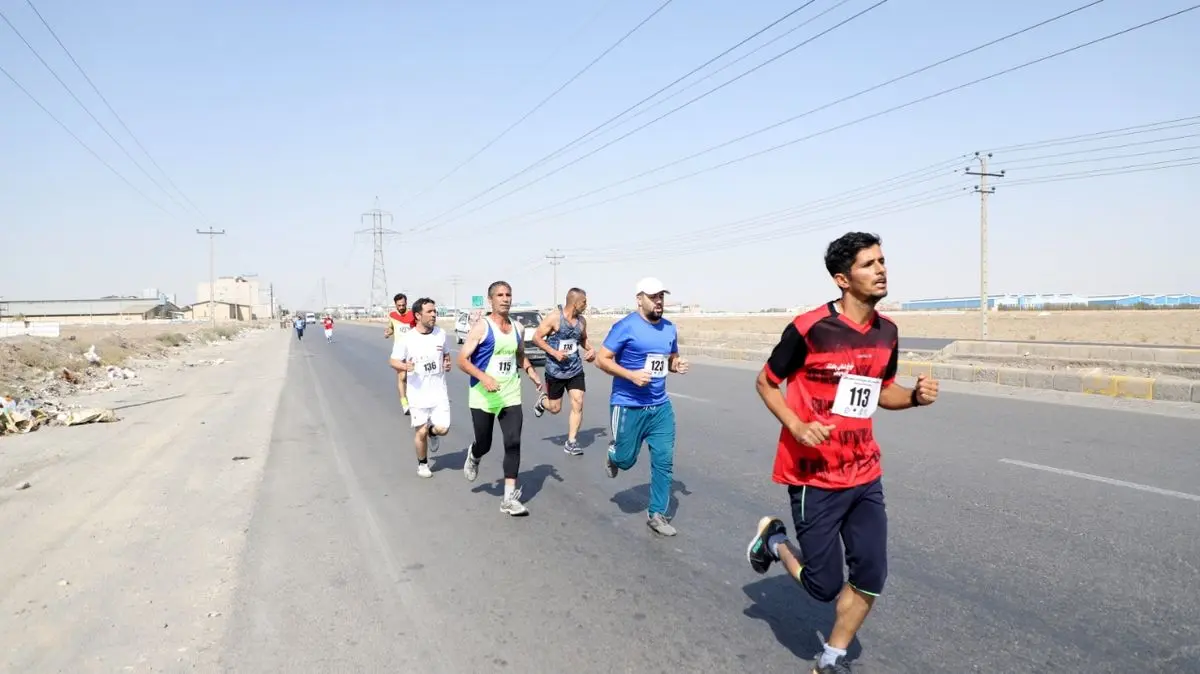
[559,339,578,355]
[493,356,516,377]
[831,374,881,419]
[644,353,667,379]
[417,356,440,375]
[396,324,411,334]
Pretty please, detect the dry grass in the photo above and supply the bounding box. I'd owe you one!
[1,323,247,398]
[580,309,1200,347]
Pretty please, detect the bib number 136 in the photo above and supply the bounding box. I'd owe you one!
[831,374,882,419]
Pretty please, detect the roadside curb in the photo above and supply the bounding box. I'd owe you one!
[678,344,1200,404]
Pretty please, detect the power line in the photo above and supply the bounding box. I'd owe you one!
[0,7,189,216]
[395,0,677,210]
[986,113,1200,154]
[1,63,173,214]
[1003,142,1200,171]
[492,2,1196,231]
[412,0,893,234]
[997,131,1200,166]
[196,228,227,327]
[21,0,209,220]
[1003,156,1200,186]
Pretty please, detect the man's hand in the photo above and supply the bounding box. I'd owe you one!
[914,373,939,406]
[673,356,690,374]
[583,347,596,363]
[554,350,570,363]
[629,370,652,387]
[398,359,415,372]
[789,420,836,447]
[384,325,394,338]
[481,375,500,392]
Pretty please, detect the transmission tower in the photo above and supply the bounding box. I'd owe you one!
[356,197,399,312]
[546,248,565,307]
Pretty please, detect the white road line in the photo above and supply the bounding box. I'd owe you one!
[667,392,711,403]
[999,459,1200,502]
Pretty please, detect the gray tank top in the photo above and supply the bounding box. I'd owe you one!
[545,308,584,379]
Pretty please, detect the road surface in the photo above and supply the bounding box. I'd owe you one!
[223,324,1199,673]
[3,325,1197,673]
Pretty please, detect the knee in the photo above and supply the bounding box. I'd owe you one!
[547,399,563,413]
[799,565,844,604]
[847,556,887,598]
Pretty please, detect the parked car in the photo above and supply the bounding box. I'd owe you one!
[453,309,546,364]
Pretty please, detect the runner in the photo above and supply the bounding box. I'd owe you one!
[531,287,596,455]
[456,280,544,516]
[384,293,418,415]
[743,232,939,674]
[594,277,689,537]
[390,298,452,478]
[293,314,305,341]
[322,314,335,343]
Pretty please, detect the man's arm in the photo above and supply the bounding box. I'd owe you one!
[595,321,645,384]
[755,322,837,447]
[516,334,543,389]
[879,342,938,409]
[531,311,561,357]
[456,320,490,381]
[667,327,687,373]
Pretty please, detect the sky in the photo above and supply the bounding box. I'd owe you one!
[2,0,1198,312]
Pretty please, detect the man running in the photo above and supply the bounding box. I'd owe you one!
[384,293,418,415]
[322,314,335,343]
[531,287,596,455]
[744,232,939,674]
[390,298,452,478]
[456,281,544,516]
[293,314,305,341]
[595,277,688,537]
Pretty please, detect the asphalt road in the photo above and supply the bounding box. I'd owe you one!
[219,323,1200,673]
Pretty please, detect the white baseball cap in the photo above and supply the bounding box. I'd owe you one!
[635,277,670,296]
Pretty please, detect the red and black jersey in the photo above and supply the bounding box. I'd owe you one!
[762,301,899,490]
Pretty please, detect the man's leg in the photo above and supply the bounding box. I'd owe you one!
[535,374,563,417]
[745,485,857,672]
[605,405,645,478]
[565,372,586,449]
[497,405,528,516]
[644,402,677,536]
[412,408,432,478]
[825,479,888,656]
[398,372,410,415]
[425,400,451,454]
[464,408,495,482]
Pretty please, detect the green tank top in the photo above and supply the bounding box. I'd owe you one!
[468,316,522,411]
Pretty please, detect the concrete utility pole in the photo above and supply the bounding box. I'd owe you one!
[546,248,565,307]
[196,227,226,326]
[449,274,461,313]
[357,197,399,314]
[321,277,328,313]
[965,153,1004,340]
[269,283,275,319]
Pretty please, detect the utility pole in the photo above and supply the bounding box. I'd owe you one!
[965,153,1004,340]
[449,274,461,313]
[269,283,275,319]
[321,277,328,313]
[356,197,399,314]
[546,248,565,307]
[196,227,226,326]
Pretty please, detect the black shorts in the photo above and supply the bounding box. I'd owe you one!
[788,477,888,601]
[545,371,586,400]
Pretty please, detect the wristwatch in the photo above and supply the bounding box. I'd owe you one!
[910,388,923,407]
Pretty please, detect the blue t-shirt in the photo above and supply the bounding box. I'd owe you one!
[603,312,678,407]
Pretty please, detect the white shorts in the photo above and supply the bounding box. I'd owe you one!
[324,328,333,337]
[411,401,451,429]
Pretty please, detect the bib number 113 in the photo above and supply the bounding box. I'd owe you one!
[832,374,881,419]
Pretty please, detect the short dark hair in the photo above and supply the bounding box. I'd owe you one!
[487,280,511,298]
[393,293,407,302]
[825,232,882,277]
[412,297,436,315]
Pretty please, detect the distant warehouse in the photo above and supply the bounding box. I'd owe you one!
[901,293,1200,311]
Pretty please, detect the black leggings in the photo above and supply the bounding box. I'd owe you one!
[469,405,523,479]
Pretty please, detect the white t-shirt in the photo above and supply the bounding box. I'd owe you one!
[391,326,450,409]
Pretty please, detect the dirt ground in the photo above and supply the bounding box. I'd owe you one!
[583,310,1199,346]
[0,322,260,399]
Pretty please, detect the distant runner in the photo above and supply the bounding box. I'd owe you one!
[391,298,452,478]
[384,293,418,415]
[595,277,688,537]
[744,232,939,674]
[456,281,544,516]
[531,287,595,455]
[293,315,305,341]
[322,314,334,343]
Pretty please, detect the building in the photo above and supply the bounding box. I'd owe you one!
[901,293,1200,311]
[1,296,182,324]
[196,276,274,320]
[183,300,253,322]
